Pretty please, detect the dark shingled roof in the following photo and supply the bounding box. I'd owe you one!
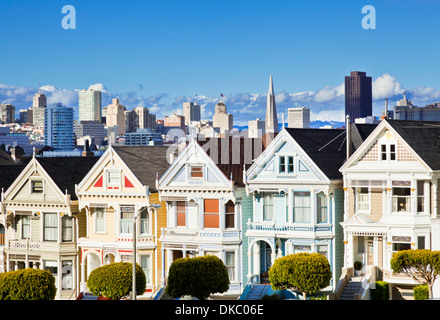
[0,164,27,192]
[285,124,377,180]
[112,145,171,192]
[197,136,266,187]
[37,156,100,200]
[386,120,440,170]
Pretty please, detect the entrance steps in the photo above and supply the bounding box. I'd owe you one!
[339,277,364,300]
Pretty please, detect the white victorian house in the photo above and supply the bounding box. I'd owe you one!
[339,119,440,299]
[158,136,264,296]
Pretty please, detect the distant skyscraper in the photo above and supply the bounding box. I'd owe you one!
[125,107,156,133]
[288,107,310,128]
[183,102,201,126]
[265,74,278,134]
[0,104,15,124]
[164,114,185,131]
[248,118,265,138]
[106,98,126,135]
[79,89,102,123]
[212,102,233,134]
[345,71,372,121]
[44,103,74,150]
[33,92,47,109]
[32,91,47,127]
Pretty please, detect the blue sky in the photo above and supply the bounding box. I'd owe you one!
[1,0,440,124]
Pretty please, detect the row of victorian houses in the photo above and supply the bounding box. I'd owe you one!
[1,117,440,300]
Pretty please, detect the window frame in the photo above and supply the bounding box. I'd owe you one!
[94,208,106,234]
[355,187,370,214]
[43,212,58,242]
[292,191,311,223]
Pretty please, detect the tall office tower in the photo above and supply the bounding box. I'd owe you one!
[44,103,74,150]
[105,98,126,135]
[78,89,102,123]
[0,104,15,124]
[212,102,233,134]
[345,71,372,121]
[125,107,157,133]
[248,118,265,138]
[32,91,48,127]
[288,107,311,128]
[265,74,279,134]
[183,102,201,126]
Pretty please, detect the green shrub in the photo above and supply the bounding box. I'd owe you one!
[370,281,389,300]
[414,285,429,300]
[269,253,332,300]
[165,255,230,300]
[0,268,56,300]
[354,260,363,270]
[87,262,146,300]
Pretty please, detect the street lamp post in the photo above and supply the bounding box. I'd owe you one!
[132,203,161,300]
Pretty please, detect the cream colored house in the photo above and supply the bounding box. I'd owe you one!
[75,145,169,298]
[339,119,440,299]
[0,155,99,299]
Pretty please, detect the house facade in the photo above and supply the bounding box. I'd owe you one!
[75,145,169,298]
[0,155,99,299]
[340,119,440,298]
[158,136,263,296]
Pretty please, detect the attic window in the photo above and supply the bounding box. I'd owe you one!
[190,166,203,179]
[31,181,43,193]
[380,144,396,161]
[106,169,120,185]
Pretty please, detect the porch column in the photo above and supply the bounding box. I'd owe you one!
[347,233,354,268]
[247,248,252,279]
[81,259,86,292]
[373,236,379,266]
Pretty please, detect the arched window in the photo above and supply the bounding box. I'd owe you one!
[225,200,235,229]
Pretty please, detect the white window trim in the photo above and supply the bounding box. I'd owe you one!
[105,168,122,188]
[94,208,106,234]
[355,187,371,214]
[379,141,397,162]
[277,155,295,175]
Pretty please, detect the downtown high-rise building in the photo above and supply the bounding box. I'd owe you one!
[32,91,47,127]
[265,74,278,134]
[183,102,201,126]
[78,89,102,124]
[288,107,310,128]
[0,104,15,124]
[105,98,126,136]
[44,103,75,150]
[345,71,372,121]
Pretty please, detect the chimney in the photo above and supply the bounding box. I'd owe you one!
[346,115,352,160]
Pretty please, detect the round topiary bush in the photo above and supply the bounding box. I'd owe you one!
[87,262,146,300]
[269,252,332,300]
[0,268,56,300]
[165,255,230,300]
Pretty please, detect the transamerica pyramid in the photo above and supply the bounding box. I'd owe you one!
[265,74,279,134]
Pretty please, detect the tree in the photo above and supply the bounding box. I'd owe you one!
[87,262,146,300]
[165,255,230,300]
[390,249,440,299]
[269,252,332,300]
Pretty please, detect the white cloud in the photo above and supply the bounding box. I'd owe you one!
[372,73,404,100]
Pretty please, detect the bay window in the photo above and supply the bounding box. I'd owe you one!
[44,213,58,241]
[293,192,311,223]
[392,187,411,213]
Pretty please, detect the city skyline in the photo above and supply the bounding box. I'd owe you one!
[2,0,440,125]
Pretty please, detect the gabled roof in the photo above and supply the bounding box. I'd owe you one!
[284,124,377,180]
[197,136,265,187]
[112,145,170,192]
[385,120,440,170]
[36,156,100,200]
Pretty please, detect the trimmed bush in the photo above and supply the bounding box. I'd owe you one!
[414,285,429,300]
[165,255,230,300]
[87,262,146,300]
[370,281,389,300]
[0,268,56,300]
[269,253,332,300]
